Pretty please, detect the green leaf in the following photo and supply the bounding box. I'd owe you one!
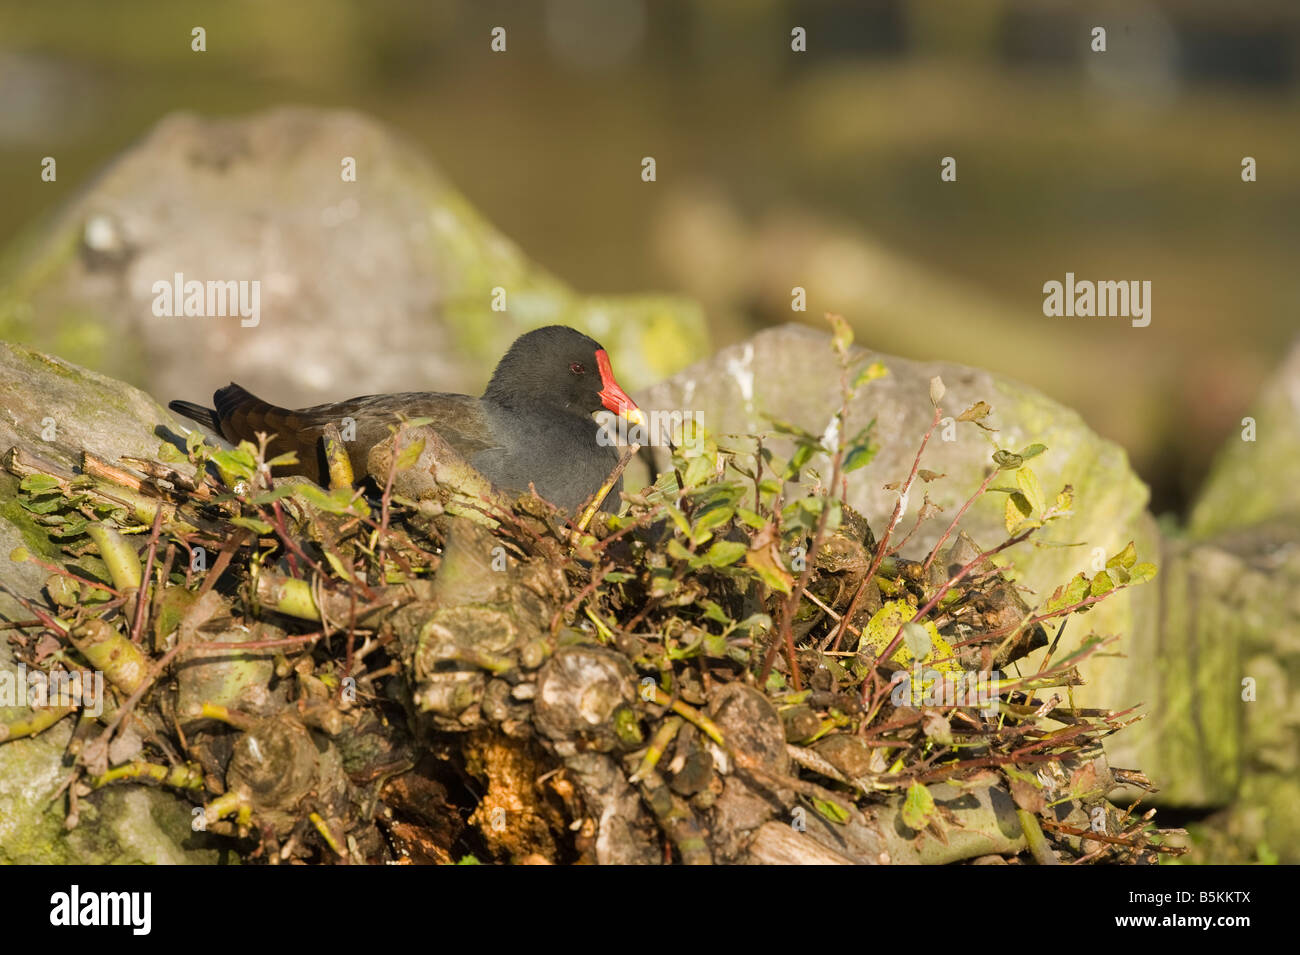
[667,538,693,562]
[1003,764,1039,785]
[296,484,368,517]
[157,442,188,464]
[902,621,932,660]
[699,600,730,624]
[395,436,426,472]
[674,417,712,458]
[851,361,888,388]
[1106,540,1137,570]
[212,445,256,484]
[324,549,355,582]
[702,540,747,567]
[843,441,878,472]
[1089,570,1115,597]
[249,485,298,506]
[993,449,1023,470]
[702,632,730,658]
[784,442,815,478]
[266,451,300,468]
[649,570,681,599]
[765,417,818,442]
[229,516,273,535]
[735,613,772,634]
[1017,443,1048,462]
[1129,562,1158,584]
[781,497,820,533]
[692,505,734,538]
[1045,573,1091,613]
[828,312,854,353]
[1016,467,1044,515]
[20,496,63,514]
[1008,491,1032,518]
[812,796,851,825]
[660,504,691,537]
[20,474,61,493]
[684,482,743,509]
[51,518,89,538]
[746,546,793,594]
[901,782,936,831]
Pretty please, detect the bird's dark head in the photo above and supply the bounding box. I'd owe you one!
[484,325,645,426]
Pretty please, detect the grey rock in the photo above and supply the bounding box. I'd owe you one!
[0,107,708,412]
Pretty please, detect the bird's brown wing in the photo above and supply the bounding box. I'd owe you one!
[210,384,496,484]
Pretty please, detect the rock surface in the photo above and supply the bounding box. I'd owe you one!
[1183,336,1300,860]
[0,107,708,410]
[0,343,221,862]
[1191,337,1300,539]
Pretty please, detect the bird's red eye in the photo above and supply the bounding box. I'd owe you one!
[569,362,584,375]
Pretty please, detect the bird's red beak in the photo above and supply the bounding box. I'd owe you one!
[595,349,645,427]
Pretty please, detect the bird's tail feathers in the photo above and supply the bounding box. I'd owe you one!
[167,399,221,433]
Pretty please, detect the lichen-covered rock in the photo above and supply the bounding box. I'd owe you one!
[0,342,221,862]
[0,107,708,412]
[1190,337,1300,538]
[0,741,223,864]
[0,341,187,603]
[1179,339,1300,860]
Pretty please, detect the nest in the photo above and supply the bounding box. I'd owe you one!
[1,339,1179,864]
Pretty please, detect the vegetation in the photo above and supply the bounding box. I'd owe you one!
[2,318,1172,864]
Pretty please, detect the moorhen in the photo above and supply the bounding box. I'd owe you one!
[168,325,646,513]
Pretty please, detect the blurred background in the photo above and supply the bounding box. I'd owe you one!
[1,0,1297,517]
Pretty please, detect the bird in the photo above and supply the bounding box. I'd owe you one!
[168,325,647,513]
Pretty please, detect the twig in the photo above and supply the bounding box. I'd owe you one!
[921,468,999,575]
[830,404,943,653]
[1017,809,1060,865]
[576,444,639,533]
[130,507,164,645]
[195,529,249,599]
[650,688,726,748]
[867,526,1036,689]
[88,642,182,756]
